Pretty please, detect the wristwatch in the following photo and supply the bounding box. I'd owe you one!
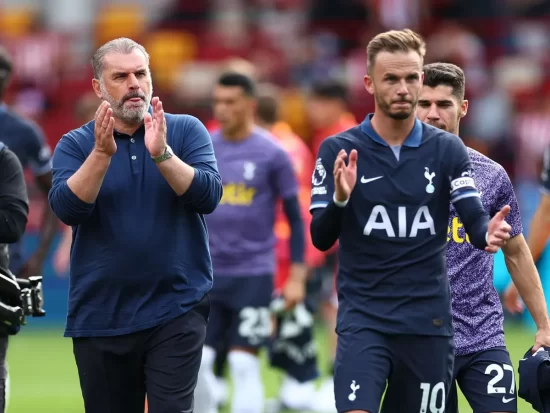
[151,145,173,164]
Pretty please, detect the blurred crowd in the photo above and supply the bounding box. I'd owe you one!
[0,0,550,276]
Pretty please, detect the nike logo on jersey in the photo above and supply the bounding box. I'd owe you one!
[502,396,515,403]
[360,176,383,184]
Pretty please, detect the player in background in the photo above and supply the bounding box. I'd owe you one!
[53,92,101,277]
[194,73,307,413]
[206,59,259,404]
[416,62,550,413]
[305,80,357,396]
[503,144,550,312]
[255,83,321,300]
[205,57,258,133]
[205,59,261,406]
[204,58,261,410]
[310,29,512,413]
[0,47,57,279]
[307,80,358,158]
[255,84,334,413]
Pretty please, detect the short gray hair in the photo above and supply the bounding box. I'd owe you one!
[91,37,150,80]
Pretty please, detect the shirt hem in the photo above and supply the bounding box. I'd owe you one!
[213,272,274,278]
[455,342,507,356]
[339,325,453,337]
[63,292,209,338]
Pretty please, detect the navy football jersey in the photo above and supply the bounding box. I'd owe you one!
[0,105,52,176]
[310,115,479,337]
[0,104,52,273]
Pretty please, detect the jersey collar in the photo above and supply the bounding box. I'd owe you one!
[360,113,423,147]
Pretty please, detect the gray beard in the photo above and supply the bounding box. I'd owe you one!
[99,81,152,124]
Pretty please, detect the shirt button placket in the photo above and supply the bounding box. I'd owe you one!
[129,137,139,174]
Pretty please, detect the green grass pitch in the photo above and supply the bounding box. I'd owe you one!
[5,323,538,412]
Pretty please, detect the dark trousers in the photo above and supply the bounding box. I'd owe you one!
[73,295,209,413]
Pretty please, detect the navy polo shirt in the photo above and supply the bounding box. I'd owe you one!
[48,113,222,337]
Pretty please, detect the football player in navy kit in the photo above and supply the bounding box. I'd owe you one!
[309,29,512,413]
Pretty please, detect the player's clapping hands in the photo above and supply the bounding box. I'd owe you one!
[485,205,512,253]
[334,149,358,202]
[144,97,167,157]
[94,102,117,156]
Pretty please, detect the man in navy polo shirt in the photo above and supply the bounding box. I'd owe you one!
[48,37,222,413]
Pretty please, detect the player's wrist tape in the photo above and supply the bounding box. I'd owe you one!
[485,232,488,245]
[333,193,349,208]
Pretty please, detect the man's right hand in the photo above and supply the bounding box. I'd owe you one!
[334,149,357,203]
[94,101,117,156]
[485,205,512,253]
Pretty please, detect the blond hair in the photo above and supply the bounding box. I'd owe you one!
[366,29,426,74]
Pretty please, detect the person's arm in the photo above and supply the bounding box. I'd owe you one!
[268,143,306,307]
[276,151,306,282]
[452,196,489,250]
[20,124,57,276]
[527,195,550,262]
[447,138,492,249]
[283,196,305,264]
[272,145,305,265]
[298,146,325,268]
[311,202,346,251]
[503,146,550,313]
[53,225,72,276]
[48,135,100,226]
[66,149,111,204]
[503,234,550,329]
[157,117,222,214]
[486,164,550,329]
[0,148,29,243]
[528,146,550,262]
[309,138,343,251]
[28,173,58,263]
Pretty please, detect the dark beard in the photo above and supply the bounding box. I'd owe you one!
[388,110,411,120]
[375,94,415,120]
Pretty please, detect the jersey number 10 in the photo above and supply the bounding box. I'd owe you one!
[419,382,445,413]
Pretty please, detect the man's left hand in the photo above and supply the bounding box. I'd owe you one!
[486,205,512,253]
[17,254,42,279]
[533,327,550,352]
[144,97,167,158]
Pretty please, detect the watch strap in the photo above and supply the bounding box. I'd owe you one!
[152,146,173,163]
